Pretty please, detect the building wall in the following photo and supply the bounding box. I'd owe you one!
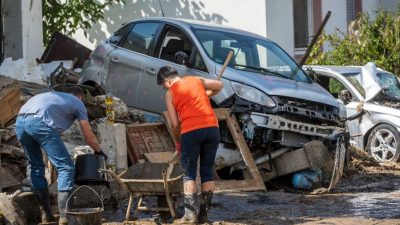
[363,0,398,18]
[321,0,348,51]
[265,0,294,55]
[2,0,43,60]
[72,0,267,50]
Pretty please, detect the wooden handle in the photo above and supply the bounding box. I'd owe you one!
[217,50,234,81]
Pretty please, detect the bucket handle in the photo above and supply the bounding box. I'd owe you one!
[65,185,104,212]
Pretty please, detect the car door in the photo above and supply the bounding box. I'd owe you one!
[104,22,163,107]
[314,73,362,147]
[136,25,209,113]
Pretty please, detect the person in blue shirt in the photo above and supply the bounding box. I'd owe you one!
[15,87,107,225]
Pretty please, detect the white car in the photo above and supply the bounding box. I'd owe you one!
[305,63,400,162]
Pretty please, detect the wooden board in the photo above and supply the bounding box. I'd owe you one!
[163,108,266,192]
[0,76,23,128]
[126,123,175,163]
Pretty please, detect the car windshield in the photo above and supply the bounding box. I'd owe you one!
[344,72,400,99]
[193,29,311,83]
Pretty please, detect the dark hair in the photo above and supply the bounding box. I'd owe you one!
[157,66,179,85]
[66,86,84,98]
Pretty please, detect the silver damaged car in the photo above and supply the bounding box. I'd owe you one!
[305,62,400,162]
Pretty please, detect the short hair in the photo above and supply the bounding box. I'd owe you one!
[66,86,84,98]
[157,66,179,85]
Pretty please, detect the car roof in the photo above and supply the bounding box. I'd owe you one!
[131,17,270,40]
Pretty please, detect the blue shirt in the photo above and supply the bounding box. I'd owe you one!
[19,92,88,133]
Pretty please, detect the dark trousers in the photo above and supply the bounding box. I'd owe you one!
[181,127,220,183]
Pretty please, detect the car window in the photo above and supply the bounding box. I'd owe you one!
[194,28,311,83]
[121,22,161,55]
[108,23,132,45]
[158,27,207,72]
[329,78,348,98]
[314,75,351,99]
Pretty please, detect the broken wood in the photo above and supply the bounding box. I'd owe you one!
[0,76,23,128]
[126,123,175,163]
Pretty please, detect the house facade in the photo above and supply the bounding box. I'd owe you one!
[72,0,399,59]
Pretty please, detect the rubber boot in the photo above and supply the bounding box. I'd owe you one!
[36,188,55,224]
[198,192,213,224]
[178,193,198,224]
[58,191,69,225]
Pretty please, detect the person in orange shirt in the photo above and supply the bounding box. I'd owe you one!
[157,66,223,224]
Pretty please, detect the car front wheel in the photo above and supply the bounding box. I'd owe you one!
[367,124,400,162]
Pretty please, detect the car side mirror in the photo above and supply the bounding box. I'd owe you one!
[175,51,189,66]
[338,89,352,105]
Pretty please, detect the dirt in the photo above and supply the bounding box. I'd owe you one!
[100,147,400,225]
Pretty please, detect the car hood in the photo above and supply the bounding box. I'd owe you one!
[355,62,383,102]
[217,66,339,108]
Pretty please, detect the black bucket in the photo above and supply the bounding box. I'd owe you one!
[66,185,104,225]
[74,154,107,185]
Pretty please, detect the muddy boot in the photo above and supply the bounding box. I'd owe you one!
[198,191,213,224]
[57,191,69,225]
[178,193,198,224]
[36,188,55,224]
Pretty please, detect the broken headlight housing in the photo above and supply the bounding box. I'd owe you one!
[231,81,276,108]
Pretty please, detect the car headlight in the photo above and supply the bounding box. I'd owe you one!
[231,81,276,108]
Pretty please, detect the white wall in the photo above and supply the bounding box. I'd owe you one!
[363,0,398,19]
[321,0,348,51]
[72,0,267,50]
[2,0,43,59]
[265,0,294,55]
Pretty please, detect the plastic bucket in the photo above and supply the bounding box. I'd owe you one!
[66,185,104,225]
[74,154,107,185]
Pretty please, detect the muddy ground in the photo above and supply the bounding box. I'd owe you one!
[100,148,400,225]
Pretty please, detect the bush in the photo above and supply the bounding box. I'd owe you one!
[307,7,400,76]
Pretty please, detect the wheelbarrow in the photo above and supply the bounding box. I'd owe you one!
[100,159,183,222]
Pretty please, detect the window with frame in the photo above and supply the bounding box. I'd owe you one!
[293,0,313,49]
[158,27,207,72]
[121,22,161,55]
[108,23,132,45]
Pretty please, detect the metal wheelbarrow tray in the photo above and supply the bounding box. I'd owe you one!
[101,161,183,222]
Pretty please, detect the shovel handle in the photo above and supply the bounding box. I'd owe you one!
[217,50,234,81]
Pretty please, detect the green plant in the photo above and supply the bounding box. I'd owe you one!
[42,0,124,45]
[308,7,400,76]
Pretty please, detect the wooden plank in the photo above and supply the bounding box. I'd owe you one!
[162,111,177,143]
[213,108,228,120]
[223,109,265,190]
[144,152,176,163]
[126,123,175,163]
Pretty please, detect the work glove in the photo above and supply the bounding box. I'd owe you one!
[175,142,181,155]
[95,150,108,161]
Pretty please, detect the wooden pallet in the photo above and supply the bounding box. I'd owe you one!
[126,123,175,163]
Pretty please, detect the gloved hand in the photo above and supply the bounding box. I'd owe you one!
[175,142,181,155]
[95,150,108,161]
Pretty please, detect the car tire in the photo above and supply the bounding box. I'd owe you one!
[366,124,400,162]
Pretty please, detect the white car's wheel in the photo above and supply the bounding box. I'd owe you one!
[367,124,400,162]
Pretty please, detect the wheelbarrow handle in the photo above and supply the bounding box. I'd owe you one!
[99,169,131,193]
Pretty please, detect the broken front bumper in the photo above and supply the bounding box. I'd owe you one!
[250,112,345,140]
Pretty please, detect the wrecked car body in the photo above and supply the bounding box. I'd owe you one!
[305,62,400,163]
[79,17,347,187]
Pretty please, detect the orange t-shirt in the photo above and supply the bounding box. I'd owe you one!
[169,76,218,134]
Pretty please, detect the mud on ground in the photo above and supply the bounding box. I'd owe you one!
[101,147,400,225]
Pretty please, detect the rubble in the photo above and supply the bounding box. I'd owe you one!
[0,76,23,128]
